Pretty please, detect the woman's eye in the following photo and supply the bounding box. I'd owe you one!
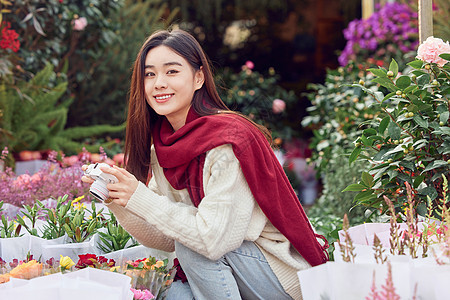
[167,70,179,74]
[145,72,155,77]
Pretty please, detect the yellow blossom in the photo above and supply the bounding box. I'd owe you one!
[73,202,87,210]
[71,195,85,206]
[59,255,75,270]
[110,266,120,272]
[154,260,165,268]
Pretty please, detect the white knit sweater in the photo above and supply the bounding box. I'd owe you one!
[107,144,311,299]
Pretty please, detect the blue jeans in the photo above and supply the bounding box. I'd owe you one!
[166,240,293,300]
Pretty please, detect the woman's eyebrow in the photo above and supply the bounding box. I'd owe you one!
[145,62,183,68]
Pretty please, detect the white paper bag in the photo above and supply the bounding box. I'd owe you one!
[298,261,412,300]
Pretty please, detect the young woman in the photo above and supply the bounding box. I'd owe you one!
[82,29,328,299]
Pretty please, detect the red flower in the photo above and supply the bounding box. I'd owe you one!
[75,254,97,269]
[0,22,20,52]
[75,254,116,269]
[173,258,188,283]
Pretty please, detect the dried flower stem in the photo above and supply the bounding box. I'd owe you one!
[373,233,387,264]
[380,261,401,300]
[338,214,356,263]
[384,195,400,255]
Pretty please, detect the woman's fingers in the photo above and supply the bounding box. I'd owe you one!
[100,165,127,181]
[81,175,95,184]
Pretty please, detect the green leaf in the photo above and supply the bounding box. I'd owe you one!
[439,53,450,61]
[413,114,428,129]
[407,60,424,69]
[382,92,396,103]
[389,59,399,77]
[361,135,374,147]
[354,190,375,203]
[404,85,417,93]
[396,76,411,90]
[440,111,449,124]
[417,74,431,87]
[433,127,450,135]
[387,121,401,140]
[422,160,449,173]
[361,172,374,188]
[363,128,377,136]
[413,175,425,188]
[417,186,438,200]
[368,68,388,77]
[379,116,390,134]
[349,146,362,164]
[372,77,398,91]
[416,202,427,217]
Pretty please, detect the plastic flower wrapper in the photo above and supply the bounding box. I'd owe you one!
[124,256,170,298]
[40,257,60,276]
[59,255,75,273]
[0,259,43,283]
[130,287,155,300]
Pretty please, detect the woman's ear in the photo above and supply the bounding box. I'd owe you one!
[194,66,205,91]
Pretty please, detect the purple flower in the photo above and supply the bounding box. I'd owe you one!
[338,2,418,66]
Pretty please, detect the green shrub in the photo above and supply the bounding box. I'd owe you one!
[344,54,450,218]
[0,64,125,158]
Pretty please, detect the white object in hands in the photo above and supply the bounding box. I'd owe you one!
[84,162,118,202]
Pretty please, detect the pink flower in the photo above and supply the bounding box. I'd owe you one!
[30,172,43,183]
[416,36,450,67]
[130,288,154,300]
[13,174,31,188]
[113,153,125,166]
[63,155,79,166]
[245,60,254,70]
[72,17,88,31]
[272,99,286,114]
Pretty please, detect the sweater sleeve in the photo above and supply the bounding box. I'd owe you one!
[105,176,175,252]
[125,144,255,260]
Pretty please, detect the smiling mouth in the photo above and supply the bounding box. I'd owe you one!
[154,94,174,103]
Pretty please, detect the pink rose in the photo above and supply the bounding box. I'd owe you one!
[245,60,254,70]
[416,36,450,67]
[72,17,88,31]
[272,99,286,114]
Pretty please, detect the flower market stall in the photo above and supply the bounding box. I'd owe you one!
[1,0,450,299]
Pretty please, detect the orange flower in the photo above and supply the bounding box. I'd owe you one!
[9,260,42,280]
[0,273,11,284]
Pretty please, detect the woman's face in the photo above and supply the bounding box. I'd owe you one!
[144,45,204,130]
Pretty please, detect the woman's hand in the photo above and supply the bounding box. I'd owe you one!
[81,164,139,207]
[81,165,95,184]
[101,165,139,207]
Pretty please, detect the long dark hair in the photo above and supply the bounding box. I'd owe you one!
[124,29,271,182]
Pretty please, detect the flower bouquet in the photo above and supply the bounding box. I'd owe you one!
[124,256,176,300]
[0,259,43,283]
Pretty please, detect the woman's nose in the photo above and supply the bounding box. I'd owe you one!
[155,75,167,89]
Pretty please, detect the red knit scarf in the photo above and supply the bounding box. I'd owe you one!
[152,109,328,266]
